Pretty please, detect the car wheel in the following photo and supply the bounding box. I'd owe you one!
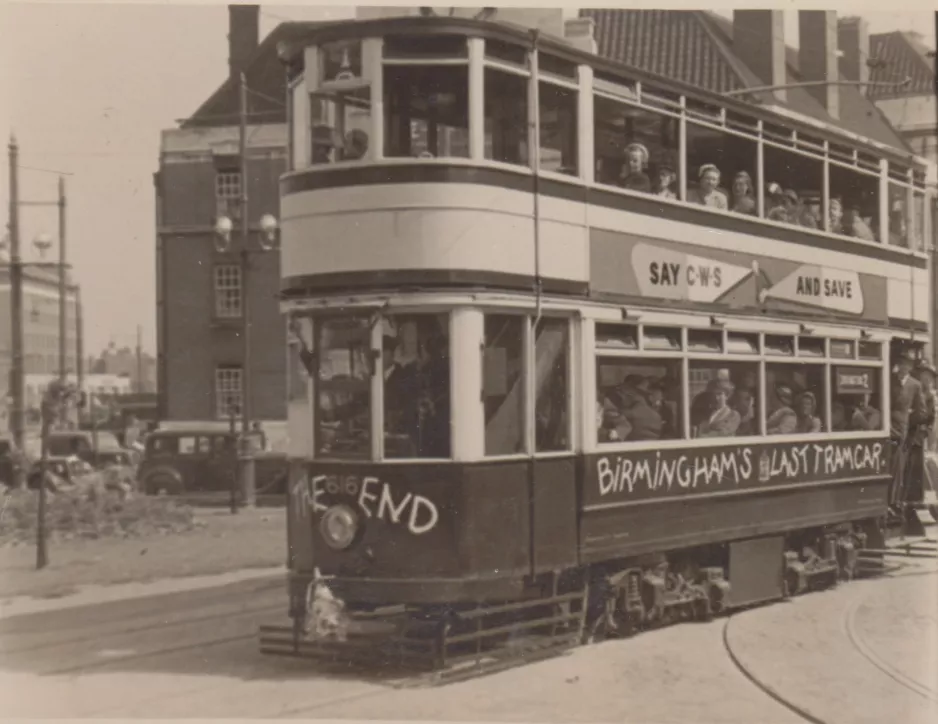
[144,473,180,496]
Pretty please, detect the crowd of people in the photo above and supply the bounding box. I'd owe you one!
[596,365,889,443]
[615,143,882,241]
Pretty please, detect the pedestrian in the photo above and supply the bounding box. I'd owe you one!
[889,350,928,516]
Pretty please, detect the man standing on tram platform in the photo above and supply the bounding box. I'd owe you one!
[888,351,928,515]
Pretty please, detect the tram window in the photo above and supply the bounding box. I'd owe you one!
[384,66,469,159]
[383,314,451,459]
[686,122,757,215]
[538,53,577,81]
[858,341,883,360]
[797,336,825,358]
[595,323,638,350]
[765,335,795,357]
[484,68,528,166]
[310,88,372,164]
[912,190,926,251]
[383,34,467,60]
[315,317,371,459]
[596,358,682,442]
[539,82,577,175]
[689,362,758,438]
[593,95,679,196]
[765,363,826,435]
[727,332,759,355]
[829,339,856,360]
[534,319,570,452]
[485,38,528,67]
[828,164,879,242]
[483,315,525,456]
[642,326,682,352]
[763,144,823,229]
[831,366,882,432]
[287,316,313,402]
[688,329,723,353]
[320,40,363,84]
[887,182,911,248]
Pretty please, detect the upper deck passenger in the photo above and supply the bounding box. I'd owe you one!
[619,143,652,193]
[687,164,728,210]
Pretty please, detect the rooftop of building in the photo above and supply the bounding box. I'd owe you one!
[867,29,935,101]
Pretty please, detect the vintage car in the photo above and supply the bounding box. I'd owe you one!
[136,428,288,497]
[46,430,134,469]
[27,455,97,492]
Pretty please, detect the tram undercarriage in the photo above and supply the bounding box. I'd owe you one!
[258,515,893,682]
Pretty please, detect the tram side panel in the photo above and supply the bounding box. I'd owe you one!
[577,438,891,602]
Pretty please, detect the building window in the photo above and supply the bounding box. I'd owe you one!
[215,366,243,420]
[215,171,241,200]
[214,264,242,318]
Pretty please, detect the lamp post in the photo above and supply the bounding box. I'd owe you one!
[214,212,278,509]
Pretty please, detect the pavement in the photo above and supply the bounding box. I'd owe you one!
[0,553,935,721]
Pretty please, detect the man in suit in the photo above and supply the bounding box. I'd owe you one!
[889,351,928,513]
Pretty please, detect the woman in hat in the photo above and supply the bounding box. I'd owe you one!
[695,378,741,438]
[729,171,756,216]
[794,390,823,433]
[655,163,677,199]
[619,142,652,193]
[766,183,789,223]
[687,164,728,210]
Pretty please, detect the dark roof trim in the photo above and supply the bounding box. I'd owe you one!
[280,16,921,167]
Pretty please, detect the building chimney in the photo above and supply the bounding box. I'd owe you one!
[564,17,597,55]
[228,4,260,81]
[837,16,870,96]
[733,11,787,103]
[798,10,839,119]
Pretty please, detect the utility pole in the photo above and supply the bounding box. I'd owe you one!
[135,324,143,393]
[7,136,25,476]
[239,71,256,508]
[58,176,67,388]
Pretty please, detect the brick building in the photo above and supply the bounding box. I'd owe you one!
[156,6,319,424]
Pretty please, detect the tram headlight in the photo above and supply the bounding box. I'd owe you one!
[320,505,359,550]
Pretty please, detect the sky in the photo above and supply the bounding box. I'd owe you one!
[2,1,936,357]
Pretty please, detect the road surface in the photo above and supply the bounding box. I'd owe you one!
[1,558,935,722]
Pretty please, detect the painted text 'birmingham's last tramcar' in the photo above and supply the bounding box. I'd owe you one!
[261,15,934,671]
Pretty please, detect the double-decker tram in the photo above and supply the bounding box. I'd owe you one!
[260,15,935,674]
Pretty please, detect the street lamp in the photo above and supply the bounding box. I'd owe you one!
[214,210,279,510]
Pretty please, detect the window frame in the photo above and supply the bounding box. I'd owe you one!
[214,365,244,422]
[589,319,889,454]
[213,264,242,319]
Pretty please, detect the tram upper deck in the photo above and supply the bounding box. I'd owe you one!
[279,15,932,331]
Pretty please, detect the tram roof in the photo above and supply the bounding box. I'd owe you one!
[187,13,916,165]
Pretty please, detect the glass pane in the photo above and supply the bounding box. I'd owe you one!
[797,336,825,357]
[384,65,469,158]
[689,362,759,438]
[887,183,910,248]
[829,164,879,241]
[485,38,528,67]
[316,317,371,459]
[321,40,362,84]
[687,122,758,214]
[287,316,313,402]
[642,326,681,351]
[595,323,638,349]
[766,364,826,434]
[829,339,855,359]
[383,34,467,60]
[383,313,451,459]
[484,68,528,166]
[688,329,723,353]
[535,319,569,452]
[765,335,794,356]
[727,332,759,355]
[763,145,823,227]
[596,357,682,442]
[594,95,679,197]
[539,82,577,175]
[912,191,926,251]
[858,341,882,360]
[310,87,372,164]
[831,367,883,432]
[484,315,525,455]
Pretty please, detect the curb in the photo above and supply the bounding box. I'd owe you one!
[0,565,286,619]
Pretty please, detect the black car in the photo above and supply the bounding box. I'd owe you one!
[0,435,27,488]
[27,455,96,492]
